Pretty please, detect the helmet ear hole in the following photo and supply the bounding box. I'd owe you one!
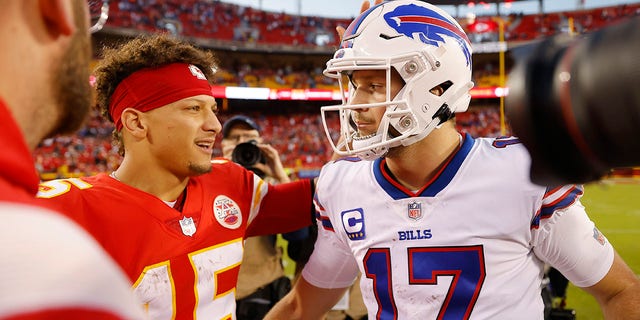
[430,80,453,96]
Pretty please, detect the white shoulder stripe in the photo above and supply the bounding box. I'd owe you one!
[542,185,576,204]
[248,174,268,224]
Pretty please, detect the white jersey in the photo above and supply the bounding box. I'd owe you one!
[0,203,144,320]
[304,134,614,320]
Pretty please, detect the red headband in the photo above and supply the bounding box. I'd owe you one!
[108,63,214,130]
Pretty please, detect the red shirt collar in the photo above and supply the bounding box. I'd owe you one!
[0,98,40,196]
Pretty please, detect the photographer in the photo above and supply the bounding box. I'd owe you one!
[221,115,289,182]
[221,115,310,320]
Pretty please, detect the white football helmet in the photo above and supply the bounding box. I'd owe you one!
[321,0,474,160]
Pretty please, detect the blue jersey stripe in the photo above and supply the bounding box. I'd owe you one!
[374,133,475,200]
[531,185,584,229]
[316,211,334,232]
[540,186,583,217]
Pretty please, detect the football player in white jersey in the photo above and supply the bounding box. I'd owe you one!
[265,1,640,319]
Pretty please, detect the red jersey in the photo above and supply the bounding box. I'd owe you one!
[37,159,313,319]
[0,99,142,319]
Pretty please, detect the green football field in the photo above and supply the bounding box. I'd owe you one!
[565,181,640,319]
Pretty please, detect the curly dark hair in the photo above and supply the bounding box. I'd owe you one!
[93,34,218,156]
[94,34,218,122]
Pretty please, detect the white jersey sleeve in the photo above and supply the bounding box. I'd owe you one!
[531,189,614,288]
[301,164,361,289]
[0,203,144,319]
[301,219,361,289]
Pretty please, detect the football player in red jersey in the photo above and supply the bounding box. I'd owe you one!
[0,0,142,318]
[37,34,315,319]
[266,1,640,319]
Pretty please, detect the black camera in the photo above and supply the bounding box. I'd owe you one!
[506,17,640,186]
[231,140,266,169]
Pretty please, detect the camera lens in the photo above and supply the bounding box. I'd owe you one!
[232,140,264,168]
[506,17,640,185]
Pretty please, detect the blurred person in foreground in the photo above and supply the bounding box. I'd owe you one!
[0,0,142,318]
[266,1,640,319]
[37,34,315,319]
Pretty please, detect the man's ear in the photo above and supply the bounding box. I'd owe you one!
[39,0,75,37]
[121,108,147,138]
[429,85,445,97]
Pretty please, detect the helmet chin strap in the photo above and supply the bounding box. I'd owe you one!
[400,116,443,147]
[352,134,389,161]
[350,101,451,160]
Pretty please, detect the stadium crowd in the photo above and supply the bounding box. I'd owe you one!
[106,0,639,45]
[34,0,638,180]
[96,0,640,93]
[108,0,352,46]
[212,64,333,90]
[34,106,504,179]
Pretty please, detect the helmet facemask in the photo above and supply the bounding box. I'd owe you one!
[321,0,474,161]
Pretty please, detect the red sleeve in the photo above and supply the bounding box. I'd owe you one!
[6,309,127,320]
[246,178,314,237]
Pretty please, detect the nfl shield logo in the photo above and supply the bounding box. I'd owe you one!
[408,201,422,220]
[593,227,606,246]
[179,216,197,237]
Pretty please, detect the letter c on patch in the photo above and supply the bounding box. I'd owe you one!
[341,208,366,240]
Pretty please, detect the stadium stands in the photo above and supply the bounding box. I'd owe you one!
[105,0,639,45]
[34,1,640,180]
[107,0,352,47]
[501,3,639,41]
[35,106,504,180]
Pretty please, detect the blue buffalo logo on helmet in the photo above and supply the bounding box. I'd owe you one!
[383,3,472,68]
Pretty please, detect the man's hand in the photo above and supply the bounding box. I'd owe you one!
[335,0,383,40]
[253,143,290,183]
[221,143,236,160]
